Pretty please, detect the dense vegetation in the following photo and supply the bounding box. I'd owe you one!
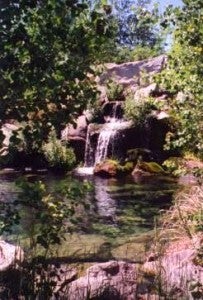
[0,0,202,298]
[157,0,203,158]
[0,0,115,154]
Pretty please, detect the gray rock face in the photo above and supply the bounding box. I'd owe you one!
[100,55,166,88]
[142,237,203,299]
[62,115,88,142]
[0,123,19,156]
[0,241,23,272]
[63,261,137,300]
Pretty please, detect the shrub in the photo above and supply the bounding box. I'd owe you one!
[124,95,157,125]
[115,45,162,64]
[106,79,124,101]
[43,131,76,172]
[159,185,203,242]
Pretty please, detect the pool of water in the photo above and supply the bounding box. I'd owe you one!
[0,170,178,261]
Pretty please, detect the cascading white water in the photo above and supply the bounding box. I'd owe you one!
[76,101,133,174]
[84,120,132,168]
[84,125,94,167]
[95,123,117,165]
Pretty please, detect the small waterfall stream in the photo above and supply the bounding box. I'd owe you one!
[77,101,133,174]
[95,123,117,165]
[84,101,123,168]
[84,120,133,169]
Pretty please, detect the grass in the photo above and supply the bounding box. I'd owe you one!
[158,185,203,243]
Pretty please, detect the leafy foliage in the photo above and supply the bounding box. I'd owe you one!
[105,79,124,101]
[0,1,115,151]
[115,45,162,63]
[42,130,76,172]
[2,177,91,254]
[157,0,203,158]
[124,95,157,125]
[114,0,162,48]
[0,176,92,298]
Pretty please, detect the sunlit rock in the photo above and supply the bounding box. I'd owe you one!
[64,261,137,300]
[0,240,23,272]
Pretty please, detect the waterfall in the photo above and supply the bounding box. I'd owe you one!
[76,101,132,173]
[84,120,133,168]
[84,125,95,167]
[95,123,117,165]
[84,121,118,167]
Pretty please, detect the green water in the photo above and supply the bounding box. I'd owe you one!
[0,171,178,262]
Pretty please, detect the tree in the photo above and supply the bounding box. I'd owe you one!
[89,0,164,63]
[0,0,115,151]
[157,0,203,158]
[113,0,162,48]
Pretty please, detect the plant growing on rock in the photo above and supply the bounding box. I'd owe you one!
[105,78,125,101]
[124,95,157,125]
[42,130,76,173]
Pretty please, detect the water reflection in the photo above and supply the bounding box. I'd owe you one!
[94,177,116,223]
[0,171,178,241]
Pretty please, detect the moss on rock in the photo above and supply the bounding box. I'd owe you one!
[94,159,134,177]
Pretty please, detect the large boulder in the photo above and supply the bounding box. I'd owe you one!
[61,261,137,300]
[100,55,167,88]
[0,123,19,156]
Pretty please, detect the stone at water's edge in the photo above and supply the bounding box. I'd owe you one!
[94,160,119,177]
[0,240,23,271]
[94,160,134,177]
[62,261,137,300]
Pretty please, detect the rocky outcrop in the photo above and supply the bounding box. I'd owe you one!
[142,235,203,299]
[61,261,137,300]
[100,55,166,88]
[0,241,23,271]
[62,56,171,163]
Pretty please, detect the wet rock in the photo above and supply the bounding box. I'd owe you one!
[94,160,119,177]
[132,161,166,179]
[62,261,137,300]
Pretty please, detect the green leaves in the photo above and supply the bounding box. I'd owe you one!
[157,0,203,158]
[11,176,92,252]
[42,130,76,173]
[0,0,115,151]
